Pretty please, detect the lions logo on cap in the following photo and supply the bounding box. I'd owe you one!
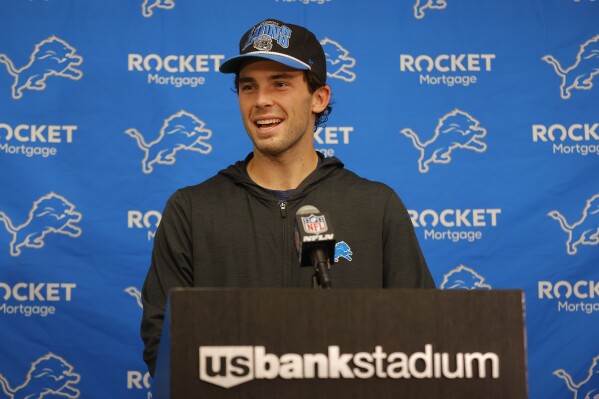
[243,21,292,52]
[253,34,274,52]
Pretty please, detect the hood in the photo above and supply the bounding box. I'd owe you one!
[218,152,344,201]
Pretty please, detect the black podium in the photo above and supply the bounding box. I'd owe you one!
[153,288,528,398]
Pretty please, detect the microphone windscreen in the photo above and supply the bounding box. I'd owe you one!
[296,205,320,215]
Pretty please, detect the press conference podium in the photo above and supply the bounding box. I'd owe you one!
[153,288,528,398]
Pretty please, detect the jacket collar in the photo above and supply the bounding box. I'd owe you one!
[219,152,344,202]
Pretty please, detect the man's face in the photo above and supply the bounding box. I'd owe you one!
[237,60,329,158]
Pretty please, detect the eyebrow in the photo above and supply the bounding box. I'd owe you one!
[238,72,299,84]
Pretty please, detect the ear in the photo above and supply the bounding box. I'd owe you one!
[311,85,331,114]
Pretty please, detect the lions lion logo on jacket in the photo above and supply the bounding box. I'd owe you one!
[334,241,353,262]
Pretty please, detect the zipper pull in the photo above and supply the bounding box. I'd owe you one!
[279,202,287,218]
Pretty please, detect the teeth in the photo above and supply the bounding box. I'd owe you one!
[257,119,281,126]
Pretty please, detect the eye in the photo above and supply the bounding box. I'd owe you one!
[239,83,255,92]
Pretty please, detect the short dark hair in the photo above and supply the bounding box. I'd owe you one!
[233,70,333,131]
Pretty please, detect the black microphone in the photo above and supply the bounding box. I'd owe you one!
[295,205,335,288]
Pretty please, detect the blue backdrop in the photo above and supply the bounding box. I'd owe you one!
[0,1,597,398]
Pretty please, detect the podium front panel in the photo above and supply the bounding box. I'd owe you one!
[157,288,527,398]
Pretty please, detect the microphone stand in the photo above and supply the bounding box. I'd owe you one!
[311,250,332,289]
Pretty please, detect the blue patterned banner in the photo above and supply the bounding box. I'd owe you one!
[0,1,597,398]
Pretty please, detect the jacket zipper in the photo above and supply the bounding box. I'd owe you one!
[279,201,288,286]
[279,201,287,218]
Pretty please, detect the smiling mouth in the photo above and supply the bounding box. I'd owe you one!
[256,118,282,129]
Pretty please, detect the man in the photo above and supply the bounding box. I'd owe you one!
[140,18,435,376]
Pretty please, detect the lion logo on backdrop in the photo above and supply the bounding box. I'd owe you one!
[400,109,488,173]
[413,0,447,19]
[125,286,143,308]
[553,354,599,399]
[0,36,83,100]
[141,0,175,17]
[440,265,492,289]
[542,34,599,99]
[0,353,80,399]
[548,193,599,255]
[125,110,212,174]
[0,193,82,257]
[320,38,356,82]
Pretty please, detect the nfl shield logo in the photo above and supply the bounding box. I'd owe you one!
[301,214,328,234]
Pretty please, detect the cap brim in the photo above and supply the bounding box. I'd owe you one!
[220,52,311,74]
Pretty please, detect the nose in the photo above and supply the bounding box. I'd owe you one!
[254,87,274,108]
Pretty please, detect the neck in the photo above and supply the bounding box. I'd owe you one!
[247,150,319,190]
